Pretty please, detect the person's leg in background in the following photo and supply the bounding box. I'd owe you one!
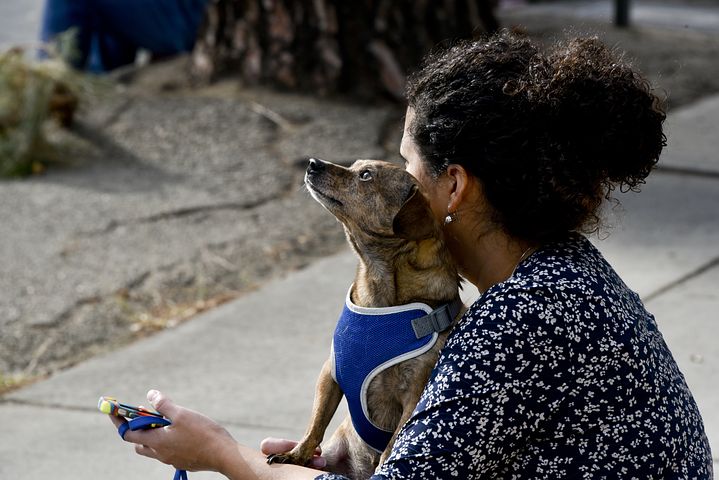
[40,0,208,72]
[40,0,92,68]
[94,0,208,70]
[39,0,135,72]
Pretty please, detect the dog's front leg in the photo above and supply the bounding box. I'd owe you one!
[378,400,416,466]
[378,360,435,466]
[267,357,343,467]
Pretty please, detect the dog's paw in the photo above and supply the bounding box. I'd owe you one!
[266,452,305,466]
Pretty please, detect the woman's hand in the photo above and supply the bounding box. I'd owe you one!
[260,437,327,469]
[109,389,236,472]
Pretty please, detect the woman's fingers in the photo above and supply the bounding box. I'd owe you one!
[146,389,180,419]
[103,390,236,472]
[107,412,146,443]
[113,389,176,446]
[260,437,298,455]
[109,414,126,429]
[135,443,159,459]
[260,437,326,467]
[260,437,321,455]
[121,424,161,445]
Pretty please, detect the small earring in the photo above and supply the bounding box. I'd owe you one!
[444,213,455,225]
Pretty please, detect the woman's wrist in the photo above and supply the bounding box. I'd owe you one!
[210,434,241,475]
[216,440,325,480]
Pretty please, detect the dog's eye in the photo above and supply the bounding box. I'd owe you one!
[359,170,373,182]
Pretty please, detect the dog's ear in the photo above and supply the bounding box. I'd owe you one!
[392,185,436,240]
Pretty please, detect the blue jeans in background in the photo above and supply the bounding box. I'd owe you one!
[40,0,208,72]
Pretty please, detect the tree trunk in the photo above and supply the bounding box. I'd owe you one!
[190,0,499,99]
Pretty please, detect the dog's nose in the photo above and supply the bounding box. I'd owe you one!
[307,157,326,175]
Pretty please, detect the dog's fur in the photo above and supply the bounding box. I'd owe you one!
[267,158,462,478]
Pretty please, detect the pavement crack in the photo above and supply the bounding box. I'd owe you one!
[82,198,274,237]
[126,271,151,290]
[0,397,96,414]
[24,336,57,376]
[246,100,298,131]
[655,165,719,180]
[644,256,719,302]
[28,295,103,330]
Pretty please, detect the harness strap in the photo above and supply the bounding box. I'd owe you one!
[411,297,464,339]
[118,416,188,480]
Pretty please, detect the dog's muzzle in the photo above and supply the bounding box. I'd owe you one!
[305,158,343,207]
[307,157,328,176]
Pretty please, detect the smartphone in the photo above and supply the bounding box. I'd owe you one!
[98,396,164,419]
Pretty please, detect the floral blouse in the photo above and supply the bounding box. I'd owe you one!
[316,234,712,479]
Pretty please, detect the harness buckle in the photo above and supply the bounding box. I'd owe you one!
[411,299,461,339]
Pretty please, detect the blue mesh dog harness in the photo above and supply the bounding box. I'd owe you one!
[331,287,463,453]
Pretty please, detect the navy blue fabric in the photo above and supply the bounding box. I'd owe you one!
[317,235,713,479]
[117,415,170,440]
[40,0,208,72]
[333,302,437,453]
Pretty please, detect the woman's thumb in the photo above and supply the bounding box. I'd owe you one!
[147,389,178,417]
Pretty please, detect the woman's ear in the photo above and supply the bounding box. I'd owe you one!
[445,164,472,214]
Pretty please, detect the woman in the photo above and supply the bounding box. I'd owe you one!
[111,32,713,478]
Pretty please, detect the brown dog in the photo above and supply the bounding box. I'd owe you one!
[267,158,463,478]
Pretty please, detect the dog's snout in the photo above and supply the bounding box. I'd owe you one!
[307,157,327,175]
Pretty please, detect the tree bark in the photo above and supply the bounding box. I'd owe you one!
[190,0,499,99]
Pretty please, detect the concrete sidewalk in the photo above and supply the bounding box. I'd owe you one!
[1,1,717,477]
[1,94,719,478]
[500,0,719,34]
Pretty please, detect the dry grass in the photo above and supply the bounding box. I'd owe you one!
[0,371,44,396]
[0,32,101,177]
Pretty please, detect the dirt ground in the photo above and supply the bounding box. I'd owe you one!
[3,8,719,391]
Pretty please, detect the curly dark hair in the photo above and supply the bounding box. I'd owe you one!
[406,31,667,244]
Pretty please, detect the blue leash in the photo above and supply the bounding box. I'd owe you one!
[118,416,188,480]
